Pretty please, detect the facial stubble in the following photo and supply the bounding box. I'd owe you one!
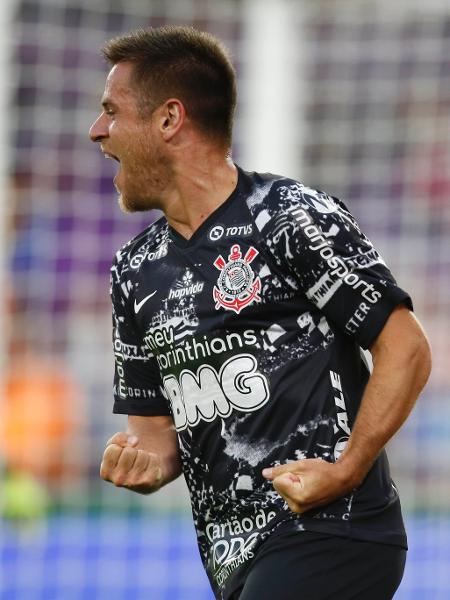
[116,134,170,214]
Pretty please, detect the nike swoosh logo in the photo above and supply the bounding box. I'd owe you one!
[134,291,157,314]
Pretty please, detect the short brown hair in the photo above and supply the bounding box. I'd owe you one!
[102,26,237,147]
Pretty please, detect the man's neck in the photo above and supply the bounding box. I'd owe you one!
[162,152,238,240]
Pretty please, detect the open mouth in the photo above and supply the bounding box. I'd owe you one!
[103,152,120,163]
[102,152,122,187]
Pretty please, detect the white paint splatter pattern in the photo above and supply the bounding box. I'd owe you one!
[221,413,334,468]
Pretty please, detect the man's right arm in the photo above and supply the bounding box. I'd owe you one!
[100,415,182,495]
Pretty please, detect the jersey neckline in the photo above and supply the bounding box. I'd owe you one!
[167,165,243,249]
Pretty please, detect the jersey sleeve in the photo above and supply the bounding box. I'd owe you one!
[110,253,171,417]
[265,183,412,349]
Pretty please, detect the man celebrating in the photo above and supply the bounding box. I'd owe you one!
[91,26,431,600]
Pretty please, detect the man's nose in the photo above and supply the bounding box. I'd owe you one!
[89,113,108,142]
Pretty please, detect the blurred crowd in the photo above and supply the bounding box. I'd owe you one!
[1,0,449,516]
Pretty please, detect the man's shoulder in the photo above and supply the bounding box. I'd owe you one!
[111,214,169,281]
[242,168,342,231]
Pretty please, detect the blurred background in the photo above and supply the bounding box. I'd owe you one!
[0,0,449,598]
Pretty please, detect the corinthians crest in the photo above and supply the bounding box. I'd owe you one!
[213,244,261,314]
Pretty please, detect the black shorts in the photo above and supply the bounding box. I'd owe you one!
[227,529,407,600]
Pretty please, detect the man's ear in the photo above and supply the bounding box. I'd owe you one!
[159,99,186,141]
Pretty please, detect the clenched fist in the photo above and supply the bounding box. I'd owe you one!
[262,458,357,514]
[100,432,164,494]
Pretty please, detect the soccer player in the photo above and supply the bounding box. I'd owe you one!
[91,26,431,600]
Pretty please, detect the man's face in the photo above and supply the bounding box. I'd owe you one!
[89,62,169,212]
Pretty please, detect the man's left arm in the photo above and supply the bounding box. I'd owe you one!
[262,304,431,514]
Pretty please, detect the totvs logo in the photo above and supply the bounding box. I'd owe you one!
[213,244,261,314]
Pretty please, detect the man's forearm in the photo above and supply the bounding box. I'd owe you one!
[336,311,431,488]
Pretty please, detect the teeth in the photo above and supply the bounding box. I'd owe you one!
[104,153,120,163]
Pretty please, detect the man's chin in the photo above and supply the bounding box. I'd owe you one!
[117,192,154,213]
[114,178,134,213]
[118,193,134,213]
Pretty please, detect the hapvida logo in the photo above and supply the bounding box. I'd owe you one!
[168,269,204,300]
[168,282,204,300]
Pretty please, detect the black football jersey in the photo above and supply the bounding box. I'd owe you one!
[110,167,411,599]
